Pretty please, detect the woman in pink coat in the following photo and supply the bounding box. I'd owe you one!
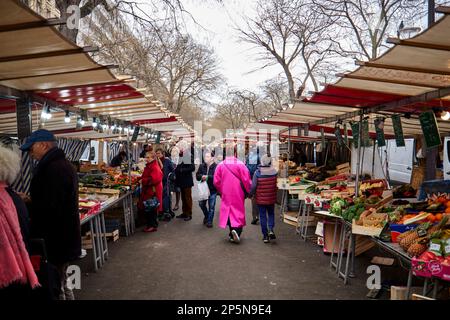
[213,149,252,244]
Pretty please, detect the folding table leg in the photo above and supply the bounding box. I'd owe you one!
[330,220,339,270]
[343,230,353,285]
[94,215,104,267]
[336,221,346,276]
[129,194,135,234]
[123,196,130,237]
[406,269,413,299]
[100,212,109,260]
[89,219,98,272]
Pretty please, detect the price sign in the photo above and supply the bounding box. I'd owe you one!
[351,122,359,148]
[362,119,371,147]
[419,111,441,149]
[391,114,405,147]
[374,118,386,147]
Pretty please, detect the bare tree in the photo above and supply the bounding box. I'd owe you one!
[237,0,337,97]
[311,0,437,61]
[260,78,290,110]
[82,16,222,116]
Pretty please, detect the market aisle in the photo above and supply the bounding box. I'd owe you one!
[76,199,371,300]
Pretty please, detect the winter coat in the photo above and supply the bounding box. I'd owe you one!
[213,156,251,229]
[246,152,260,178]
[160,157,175,186]
[175,159,195,189]
[29,147,81,265]
[138,159,163,213]
[250,166,278,205]
[195,162,218,194]
[6,187,31,254]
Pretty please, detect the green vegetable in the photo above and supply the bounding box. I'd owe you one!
[342,203,365,222]
[330,197,347,216]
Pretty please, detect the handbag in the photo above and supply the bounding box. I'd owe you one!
[143,186,160,212]
[223,163,250,198]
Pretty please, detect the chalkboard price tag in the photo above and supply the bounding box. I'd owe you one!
[419,111,441,149]
[351,122,359,148]
[391,114,405,147]
[374,118,386,147]
[362,119,371,147]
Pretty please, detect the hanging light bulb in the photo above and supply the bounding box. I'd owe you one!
[92,117,98,128]
[41,104,52,120]
[64,110,71,123]
[441,111,450,121]
[80,119,85,126]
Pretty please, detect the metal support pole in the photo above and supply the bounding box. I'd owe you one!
[355,112,364,197]
[372,139,376,179]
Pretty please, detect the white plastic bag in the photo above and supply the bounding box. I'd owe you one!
[196,181,210,201]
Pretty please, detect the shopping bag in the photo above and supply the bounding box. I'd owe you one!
[196,181,210,201]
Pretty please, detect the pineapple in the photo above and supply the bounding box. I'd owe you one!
[407,238,428,257]
[396,229,416,243]
[399,230,420,250]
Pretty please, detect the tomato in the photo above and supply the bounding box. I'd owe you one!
[427,214,436,223]
[435,213,443,222]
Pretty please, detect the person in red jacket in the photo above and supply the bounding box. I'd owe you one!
[138,148,163,233]
[249,154,278,243]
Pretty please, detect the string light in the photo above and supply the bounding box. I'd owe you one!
[92,117,98,128]
[64,110,71,123]
[41,104,52,120]
[441,111,450,121]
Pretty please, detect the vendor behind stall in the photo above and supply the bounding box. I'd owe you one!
[110,151,127,167]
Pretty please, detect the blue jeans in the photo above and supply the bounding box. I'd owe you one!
[162,183,171,213]
[258,204,275,236]
[199,192,217,224]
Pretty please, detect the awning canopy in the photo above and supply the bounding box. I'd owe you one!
[261,6,450,138]
[0,0,194,142]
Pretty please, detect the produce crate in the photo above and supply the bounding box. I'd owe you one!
[354,235,375,257]
[351,220,384,237]
[389,223,419,243]
[282,211,316,227]
[365,192,393,210]
[85,230,120,242]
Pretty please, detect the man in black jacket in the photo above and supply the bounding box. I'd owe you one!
[174,146,195,221]
[195,150,218,228]
[20,129,81,300]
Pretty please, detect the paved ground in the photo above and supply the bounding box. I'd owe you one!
[75,198,402,300]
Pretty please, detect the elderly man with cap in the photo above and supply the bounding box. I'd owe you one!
[20,129,81,300]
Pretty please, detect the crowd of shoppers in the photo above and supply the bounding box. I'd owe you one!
[1,129,280,300]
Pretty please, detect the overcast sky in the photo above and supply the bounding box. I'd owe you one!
[181,0,283,93]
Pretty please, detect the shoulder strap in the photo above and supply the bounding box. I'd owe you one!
[223,163,243,184]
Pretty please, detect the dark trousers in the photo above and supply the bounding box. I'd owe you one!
[162,183,171,213]
[181,187,193,217]
[258,204,275,236]
[145,207,158,228]
[251,197,258,220]
[227,217,242,237]
[199,192,217,224]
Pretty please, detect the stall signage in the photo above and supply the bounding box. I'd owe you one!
[351,122,359,148]
[131,126,140,142]
[362,119,371,147]
[343,123,348,145]
[419,111,441,149]
[391,114,405,147]
[334,126,344,146]
[374,118,386,147]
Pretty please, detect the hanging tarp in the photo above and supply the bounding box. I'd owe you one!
[57,138,90,162]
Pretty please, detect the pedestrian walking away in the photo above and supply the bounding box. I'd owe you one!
[213,143,251,244]
[174,146,195,221]
[196,150,218,228]
[246,147,261,225]
[249,154,278,243]
[156,148,176,221]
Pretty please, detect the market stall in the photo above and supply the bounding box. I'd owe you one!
[0,0,195,272]
[256,6,450,299]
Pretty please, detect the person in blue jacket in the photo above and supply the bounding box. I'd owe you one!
[156,148,175,221]
[246,147,260,224]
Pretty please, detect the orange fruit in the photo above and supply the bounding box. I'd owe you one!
[435,213,443,221]
[446,200,450,208]
[445,207,450,214]
[427,214,436,223]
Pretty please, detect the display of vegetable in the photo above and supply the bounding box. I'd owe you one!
[341,203,366,222]
[329,197,348,216]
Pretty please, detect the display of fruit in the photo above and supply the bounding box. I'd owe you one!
[396,228,417,243]
[407,237,429,257]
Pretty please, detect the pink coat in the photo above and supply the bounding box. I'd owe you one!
[213,157,252,229]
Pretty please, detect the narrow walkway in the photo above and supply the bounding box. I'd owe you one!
[76,199,371,300]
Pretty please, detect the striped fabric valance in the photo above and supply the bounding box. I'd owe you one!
[109,141,122,163]
[57,138,90,162]
[0,137,33,194]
